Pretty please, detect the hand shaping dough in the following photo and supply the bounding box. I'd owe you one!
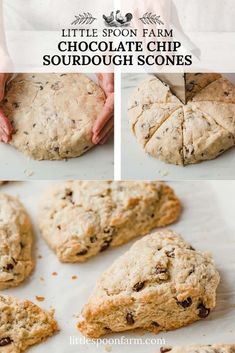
[38,181,181,262]
[129,74,235,165]
[0,74,105,160]
[77,230,220,338]
[0,295,58,352]
[0,194,34,290]
[159,345,235,353]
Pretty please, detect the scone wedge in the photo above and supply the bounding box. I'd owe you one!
[0,194,34,290]
[159,345,235,353]
[0,295,58,352]
[78,230,220,338]
[38,181,181,262]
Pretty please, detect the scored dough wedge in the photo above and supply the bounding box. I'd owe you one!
[129,75,235,165]
[78,230,220,338]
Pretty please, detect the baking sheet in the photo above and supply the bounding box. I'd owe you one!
[0,74,114,180]
[0,181,235,352]
[121,73,235,180]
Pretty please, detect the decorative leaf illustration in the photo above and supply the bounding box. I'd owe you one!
[71,12,97,25]
[139,12,164,25]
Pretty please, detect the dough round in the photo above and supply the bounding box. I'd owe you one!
[129,75,235,165]
[1,74,105,160]
[38,181,181,263]
[0,194,34,290]
[78,229,220,338]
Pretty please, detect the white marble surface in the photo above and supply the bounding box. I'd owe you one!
[1,180,235,352]
[121,73,235,180]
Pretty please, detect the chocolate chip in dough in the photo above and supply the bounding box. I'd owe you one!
[177,297,192,308]
[133,281,145,292]
[126,312,135,325]
[197,303,210,318]
[0,337,13,346]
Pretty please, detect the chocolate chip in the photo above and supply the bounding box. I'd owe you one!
[133,281,145,292]
[39,85,43,90]
[126,312,135,325]
[166,250,175,258]
[33,123,36,128]
[76,249,88,256]
[0,337,13,346]
[3,263,14,271]
[57,225,61,230]
[188,267,195,275]
[100,239,112,252]
[23,131,29,135]
[189,246,195,251]
[155,266,168,275]
[151,321,160,327]
[197,303,210,318]
[224,91,229,96]
[12,102,20,108]
[160,348,172,353]
[54,147,59,152]
[177,297,192,308]
[103,226,116,235]
[90,236,97,243]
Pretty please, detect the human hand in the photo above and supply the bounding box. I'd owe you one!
[0,73,12,143]
[92,73,114,144]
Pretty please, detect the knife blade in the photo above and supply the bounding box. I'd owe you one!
[155,73,222,104]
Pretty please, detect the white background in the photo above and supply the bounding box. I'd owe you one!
[1,180,235,352]
[121,73,235,180]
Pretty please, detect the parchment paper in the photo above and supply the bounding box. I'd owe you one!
[0,181,235,352]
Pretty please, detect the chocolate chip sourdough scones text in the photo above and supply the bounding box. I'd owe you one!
[0,194,34,290]
[38,181,181,262]
[0,73,105,160]
[159,345,235,353]
[77,230,220,338]
[0,295,58,352]
[129,74,235,165]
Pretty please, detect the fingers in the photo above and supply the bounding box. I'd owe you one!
[96,73,114,96]
[92,116,114,144]
[99,126,114,145]
[92,93,114,136]
[0,108,13,143]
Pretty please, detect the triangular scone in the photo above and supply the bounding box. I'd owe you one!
[78,230,220,338]
[159,345,235,353]
[183,106,234,164]
[133,103,181,148]
[39,181,181,263]
[145,108,184,165]
[0,295,58,352]
[0,194,34,290]
[192,77,235,104]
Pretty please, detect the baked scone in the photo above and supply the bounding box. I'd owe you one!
[0,194,34,290]
[0,73,105,160]
[77,229,220,338]
[129,74,235,165]
[38,181,181,263]
[159,345,235,353]
[0,295,58,352]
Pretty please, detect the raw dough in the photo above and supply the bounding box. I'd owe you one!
[129,74,235,165]
[1,74,105,160]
